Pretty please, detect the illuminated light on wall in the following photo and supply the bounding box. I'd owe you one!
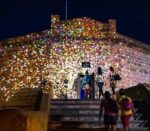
[0,15,150,100]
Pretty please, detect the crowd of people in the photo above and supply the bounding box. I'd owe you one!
[73,66,120,99]
[99,89,135,131]
[73,66,135,131]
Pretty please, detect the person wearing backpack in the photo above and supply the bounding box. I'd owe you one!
[99,91,119,131]
[118,89,135,131]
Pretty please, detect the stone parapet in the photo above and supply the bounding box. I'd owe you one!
[0,109,48,131]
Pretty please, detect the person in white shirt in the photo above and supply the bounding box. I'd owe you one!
[96,67,104,99]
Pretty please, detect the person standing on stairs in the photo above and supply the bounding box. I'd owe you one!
[99,91,119,131]
[83,82,90,99]
[64,79,68,99]
[96,66,104,99]
[109,66,116,95]
[80,70,92,99]
[73,73,83,99]
[118,89,135,131]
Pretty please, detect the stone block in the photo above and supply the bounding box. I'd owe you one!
[0,109,48,131]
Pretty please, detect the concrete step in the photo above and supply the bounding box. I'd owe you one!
[50,112,146,128]
[50,109,140,118]
[51,99,101,104]
[50,109,100,115]
[48,121,149,131]
[49,99,149,130]
[48,126,149,131]
[60,116,142,122]
[50,99,139,111]
[50,113,143,123]
[51,104,100,109]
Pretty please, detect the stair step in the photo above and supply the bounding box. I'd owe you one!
[49,99,149,130]
[50,109,141,118]
[50,116,145,128]
[60,116,142,123]
[51,99,100,104]
[50,109,99,115]
[51,104,99,109]
[48,121,149,131]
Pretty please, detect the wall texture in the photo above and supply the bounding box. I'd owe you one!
[0,110,48,131]
[0,15,150,99]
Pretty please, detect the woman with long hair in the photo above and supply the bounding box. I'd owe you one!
[109,66,116,94]
[96,67,104,99]
[99,91,119,131]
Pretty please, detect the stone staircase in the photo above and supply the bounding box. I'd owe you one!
[0,88,40,111]
[48,99,149,131]
[134,100,150,128]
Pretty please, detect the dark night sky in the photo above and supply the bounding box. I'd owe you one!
[0,0,150,44]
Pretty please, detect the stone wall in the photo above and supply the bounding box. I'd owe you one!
[116,42,150,88]
[0,15,149,99]
[0,109,48,131]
